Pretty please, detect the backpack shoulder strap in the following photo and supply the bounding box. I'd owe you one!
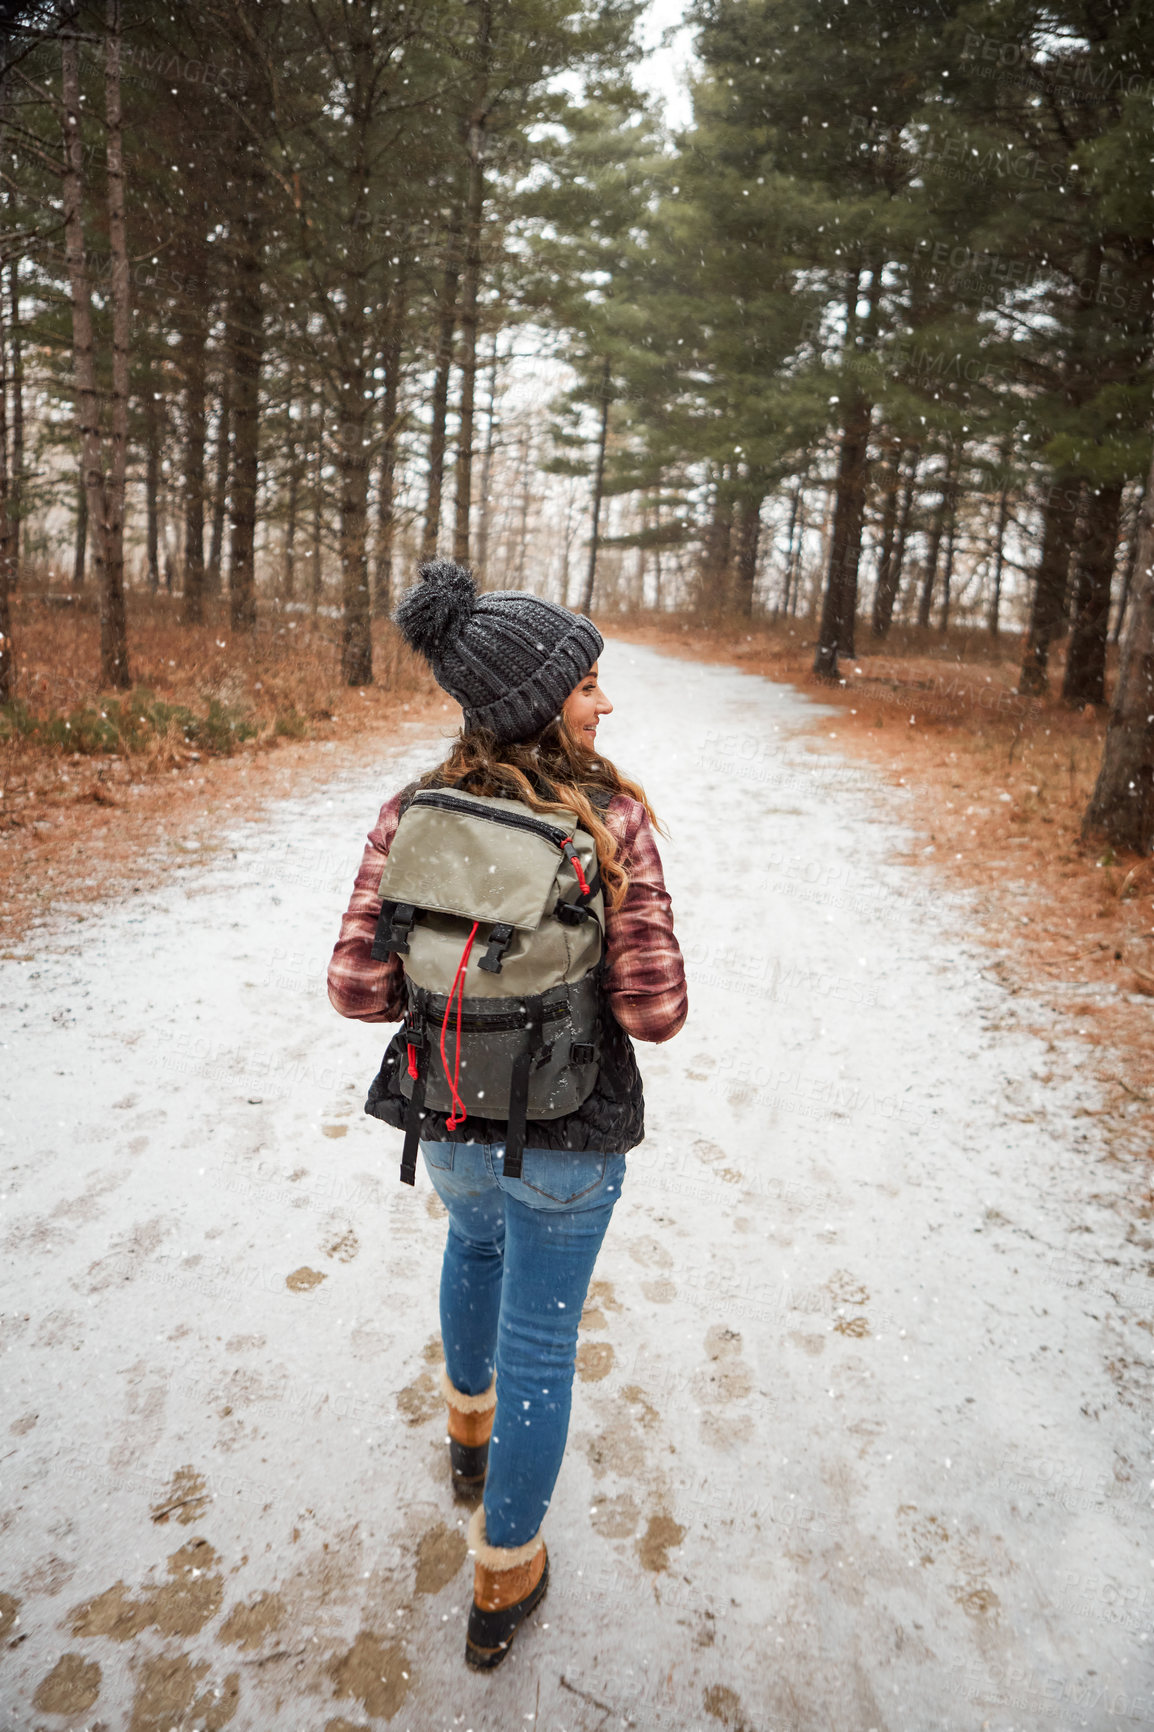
[371,778,432,959]
[399,986,429,1185]
[502,995,543,1182]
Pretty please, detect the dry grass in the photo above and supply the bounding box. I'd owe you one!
[606,610,1154,1165]
[0,587,448,939]
[4,583,432,738]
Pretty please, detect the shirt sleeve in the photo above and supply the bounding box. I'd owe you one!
[326,791,408,1023]
[600,797,688,1044]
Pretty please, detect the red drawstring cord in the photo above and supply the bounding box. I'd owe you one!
[407,1043,419,1080]
[440,920,479,1129]
[431,838,585,1124]
[563,838,590,897]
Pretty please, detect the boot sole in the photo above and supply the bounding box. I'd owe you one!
[464,1552,549,1671]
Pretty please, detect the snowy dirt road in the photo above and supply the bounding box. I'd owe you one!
[2,641,1153,1732]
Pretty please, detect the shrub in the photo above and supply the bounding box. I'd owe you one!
[273,707,309,739]
[0,700,39,743]
[0,688,259,756]
[187,697,259,753]
[36,706,122,754]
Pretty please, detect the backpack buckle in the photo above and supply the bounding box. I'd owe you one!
[370,900,416,960]
[402,1007,426,1084]
[477,921,515,974]
[570,1041,595,1066]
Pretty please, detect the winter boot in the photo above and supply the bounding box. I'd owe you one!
[442,1368,496,1496]
[464,1505,549,1671]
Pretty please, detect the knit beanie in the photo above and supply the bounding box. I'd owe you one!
[394,560,603,745]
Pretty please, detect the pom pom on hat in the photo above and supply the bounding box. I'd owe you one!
[394,559,477,662]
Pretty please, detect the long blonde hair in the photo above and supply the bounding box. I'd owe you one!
[418,716,659,912]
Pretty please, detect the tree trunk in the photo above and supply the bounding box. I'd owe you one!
[373,278,405,616]
[337,24,374,686]
[453,0,492,566]
[889,447,919,626]
[813,264,879,675]
[1112,479,1145,644]
[577,355,611,614]
[206,370,230,597]
[370,444,392,617]
[102,0,131,686]
[988,462,1012,638]
[789,487,809,616]
[422,198,463,561]
[779,476,801,616]
[1020,474,1080,695]
[283,402,299,602]
[938,504,958,633]
[1062,480,1123,708]
[1020,245,1104,692]
[938,452,962,632]
[226,196,265,633]
[143,377,160,590]
[339,359,371,684]
[917,446,956,630]
[0,223,11,700]
[813,396,871,676]
[557,481,575,607]
[632,530,646,611]
[180,211,209,622]
[474,332,500,582]
[870,440,902,638]
[732,482,764,617]
[1083,448,1154,853]
[652,495,663,611]
[839,403,870,659]
[513,425,533,589]
[62,21,128,688]
[72,470,87,590]
[310,409,323,615]
[699,473,734,617]
[7,254,22,582]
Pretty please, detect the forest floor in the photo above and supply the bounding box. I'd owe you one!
[0,588,445,939]
[3,637,1152,1731]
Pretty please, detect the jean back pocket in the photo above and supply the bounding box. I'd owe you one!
[504,1148,622,1207]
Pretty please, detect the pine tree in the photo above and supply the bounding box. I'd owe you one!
[1083,447,1154,852]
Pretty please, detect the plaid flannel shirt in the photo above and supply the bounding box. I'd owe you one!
[327,789,688,1043]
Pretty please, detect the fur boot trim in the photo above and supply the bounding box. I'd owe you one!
[466,1503,544,1572]
[440,1367,497,1415]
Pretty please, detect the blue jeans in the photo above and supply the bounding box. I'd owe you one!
[421,1140,627,1549]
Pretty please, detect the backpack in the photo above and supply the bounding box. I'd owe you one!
[370,787,605,1185]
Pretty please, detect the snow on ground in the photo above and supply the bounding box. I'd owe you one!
[1,641,1152,1732]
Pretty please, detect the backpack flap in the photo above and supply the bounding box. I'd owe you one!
[378,790,580,930]
[375,789,602,997]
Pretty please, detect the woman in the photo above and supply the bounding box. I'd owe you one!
[327,560,687,1669]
